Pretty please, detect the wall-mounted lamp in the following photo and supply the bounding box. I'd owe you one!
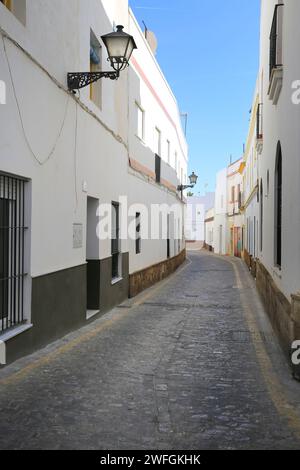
[178,172,198,200]
[68,25,137,91]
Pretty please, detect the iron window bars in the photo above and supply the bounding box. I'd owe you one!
[256,103,263,140]
[0,173,27,333]
[269,4,284,78]
[111,202,120,279]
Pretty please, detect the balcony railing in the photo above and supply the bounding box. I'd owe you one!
[0,174,27,333]
[238,191,243,210]
[256,103,263,140]
[269,4,284,78]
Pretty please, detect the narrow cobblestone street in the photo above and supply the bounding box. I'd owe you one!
[0,251,300,450]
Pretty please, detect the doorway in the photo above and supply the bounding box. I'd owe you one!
[86,197,100,316]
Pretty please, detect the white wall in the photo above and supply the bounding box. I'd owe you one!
[185,193,215,242]
[0,0,188,306]
[213,168,227,255]
[258,0,300,298]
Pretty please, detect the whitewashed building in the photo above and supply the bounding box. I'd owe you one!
[239,78,261,274]
[0,0,188,364]
[212,168,227,255]
[251,0,300,357]
[185,193,215,243]
[204,161,243,257]
[226,158,243,258]
[204,207,215,252]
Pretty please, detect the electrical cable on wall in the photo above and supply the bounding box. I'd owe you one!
[1,34,70,166]
[74,98,79,210]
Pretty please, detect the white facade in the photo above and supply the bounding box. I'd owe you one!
[204,207,215,250]
[213,168,227,255]
[0,0,188,362]
[240,79,261,261]
[226,158,243,257]
[257,0,300,300]
[207,161,243,257]
[185,193,215,242]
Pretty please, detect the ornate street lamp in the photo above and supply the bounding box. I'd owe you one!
[178,172,198,200]
[68,25,137,91]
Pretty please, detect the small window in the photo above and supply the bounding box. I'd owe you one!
[136,103,144,141]
[256,103,263,139]
[167,214,170,259]
[90,30,102,109]
[237,184,242,208]
[111,202,120,279]
[0,0,26,24]
[166,140,170,164]
[154,127,161,156]
[231,186,235,203]
[269,3,283,78]
[136,213,141,254]
[174,152,178,175]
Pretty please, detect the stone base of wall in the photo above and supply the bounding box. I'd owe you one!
[243,249,257,278]
[129,250,186,298]
[203,243,214,252]
[256,260,293,358]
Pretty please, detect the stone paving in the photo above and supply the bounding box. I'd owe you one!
[0,251,300,450]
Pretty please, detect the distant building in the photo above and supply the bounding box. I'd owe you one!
[212,168,227,255]
[185,193,215,243]
[204,207,215,252]
[226,158,243,258]
[239,77,260,275]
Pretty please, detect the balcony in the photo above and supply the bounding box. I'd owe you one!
[256,103,263,154]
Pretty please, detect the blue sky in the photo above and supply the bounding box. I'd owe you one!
[129,0,261,194]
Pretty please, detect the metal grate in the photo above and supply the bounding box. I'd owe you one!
[0,173,27,332]
[269,4,284,78]
[256,103,263,139]
[111,202,120,279]
[155,154,161,183]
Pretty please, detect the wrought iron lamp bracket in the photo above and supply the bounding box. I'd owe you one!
[67,71,120,91]
[177,184,194,192]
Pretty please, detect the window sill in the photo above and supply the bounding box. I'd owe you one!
[135,135,146,145]
[86,310,100,320]
[0,323,33,343]
[268,67,283,105]
[272,265,282,279]
[111,277,123,286]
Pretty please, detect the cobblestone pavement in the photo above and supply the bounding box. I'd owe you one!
[1,251,300,450]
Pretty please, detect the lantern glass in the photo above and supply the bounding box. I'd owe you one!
[189,172,198,186]
[101,25,137,73]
